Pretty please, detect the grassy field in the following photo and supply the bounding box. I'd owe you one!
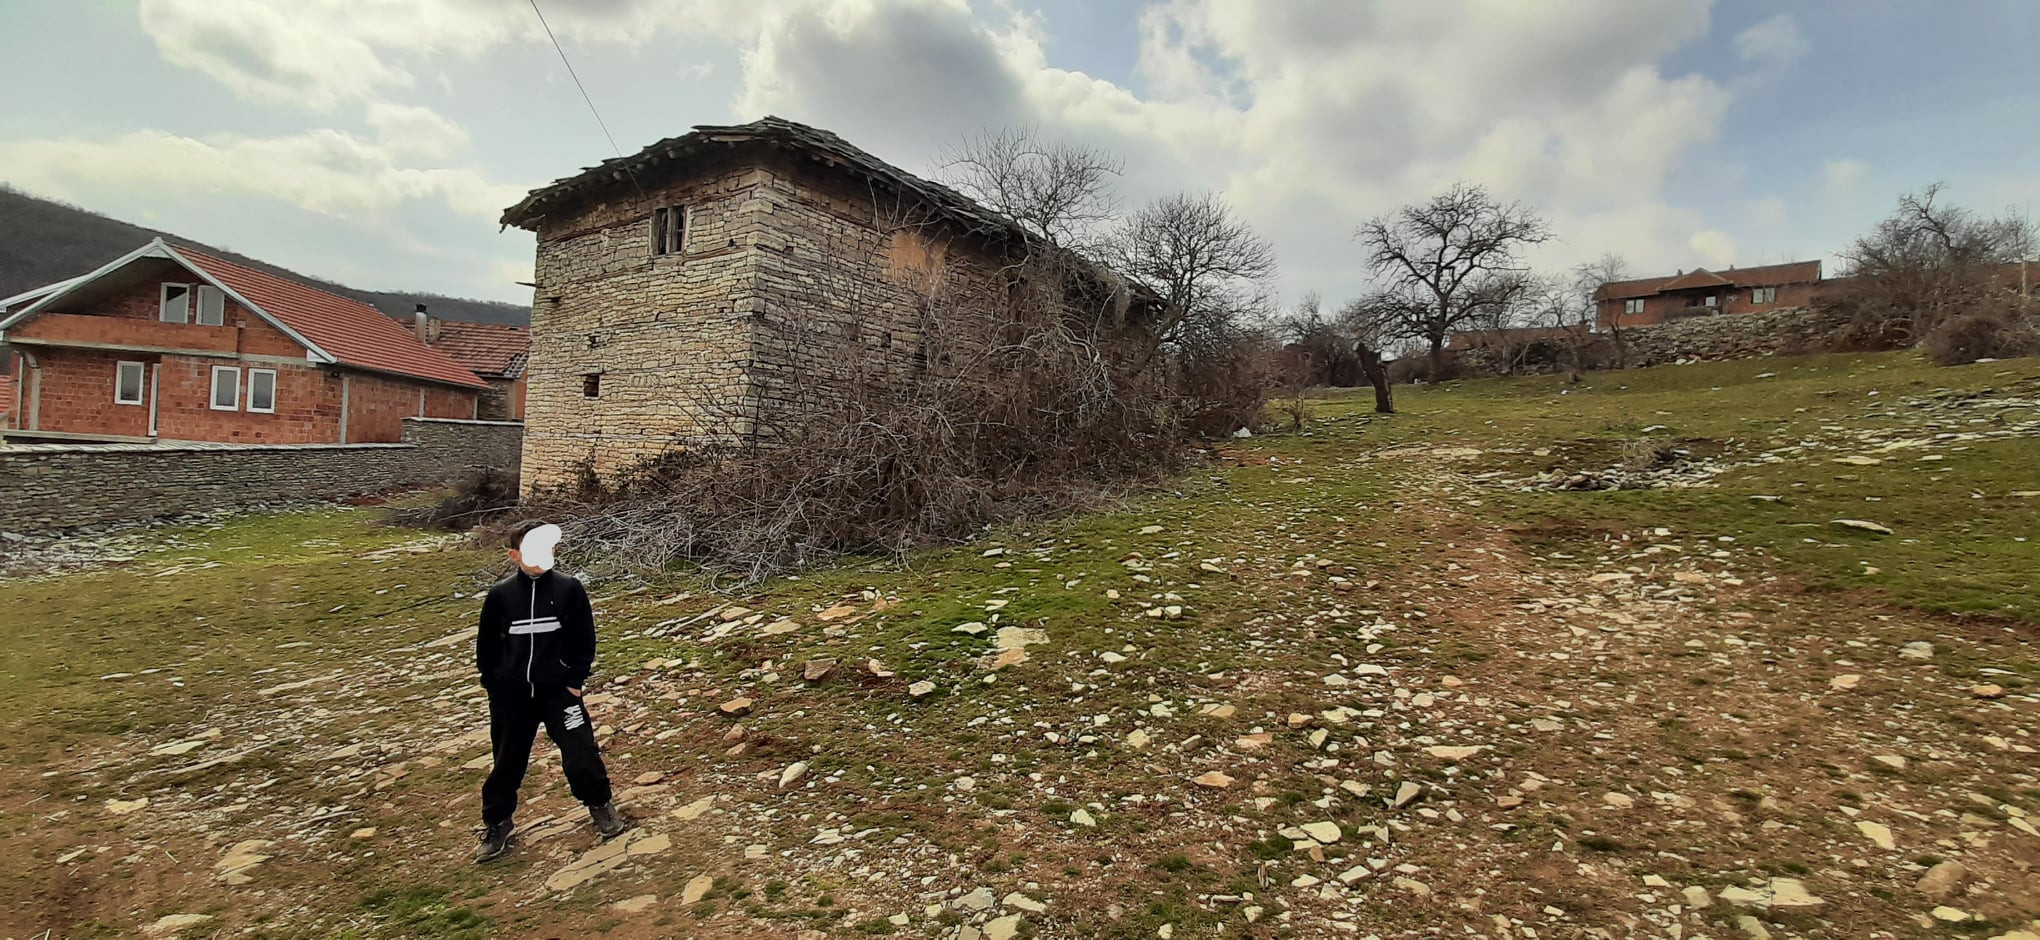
[1,349,2035,939]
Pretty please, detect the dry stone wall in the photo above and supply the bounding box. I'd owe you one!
[521,156,767,491]
[0,417,521,533]
[1616,306,1851,367]
[1458,306,1852,375]
[518,150,1018,490]
[745,152,1011,428]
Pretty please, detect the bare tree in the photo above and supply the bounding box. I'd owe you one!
[1356,183,1552,376]
[938,127,1123,253]
[1836,183,2036,352]
[1112,191,1277,371]
[1572,252,1630,328]
[1337,296,1398,414]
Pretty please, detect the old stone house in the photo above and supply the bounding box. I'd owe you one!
[501,116,1156,492]
[0,239,487,444]
[1596,260,1823,329]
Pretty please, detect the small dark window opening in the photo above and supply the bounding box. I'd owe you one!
[582,373,601,398]
[652,206,686,256]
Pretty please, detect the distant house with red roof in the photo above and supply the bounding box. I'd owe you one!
[410,310,529,420]
[0,238,487,444]
[1595,260,1823,329]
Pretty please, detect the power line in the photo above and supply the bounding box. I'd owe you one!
[527,0,625,159]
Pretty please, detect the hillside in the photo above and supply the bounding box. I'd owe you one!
[0,187,528,326]
[2,350,2035,938]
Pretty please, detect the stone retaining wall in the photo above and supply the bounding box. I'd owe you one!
[1458,306,1853,375]
[0,417,522,533]
[1617,305,1851,368]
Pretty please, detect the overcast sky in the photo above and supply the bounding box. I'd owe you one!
[2,0,2036,308]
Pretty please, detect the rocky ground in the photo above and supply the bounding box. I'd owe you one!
[1,351,2036,939]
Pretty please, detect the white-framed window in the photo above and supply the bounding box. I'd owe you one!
[652,205,686,256]
[210,366,241,411]
[1624,298,1645,315]
[115,361,145,405]
[196,285,226,325]
[1703,294,1719,308]
[160,283,191,323]
[1751,286,1777,304]
[246,369,277,414]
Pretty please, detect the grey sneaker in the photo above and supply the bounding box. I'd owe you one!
[476,819,514,864]
[589,801,631,840]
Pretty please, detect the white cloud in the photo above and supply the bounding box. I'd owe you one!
[138,0,412,110]
[0,129,522,221]
[108,0,1765,305]
[1823,158,1870,193]
[1688,229,1737,268]
[1733,14,1810,65]
[365,103,471,159]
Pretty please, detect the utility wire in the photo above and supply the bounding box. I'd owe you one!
[528,0,625,160]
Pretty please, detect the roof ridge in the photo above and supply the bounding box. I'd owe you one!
[175,244,389,318]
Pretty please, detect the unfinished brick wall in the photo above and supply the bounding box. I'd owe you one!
[16,349,475,444]
[517,150,1015,493]
[342,372,475,443]
[9,275,476,443]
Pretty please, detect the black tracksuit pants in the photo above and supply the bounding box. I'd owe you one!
[481,684,613,826]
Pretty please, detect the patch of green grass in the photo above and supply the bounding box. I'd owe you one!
[355,886,490,939]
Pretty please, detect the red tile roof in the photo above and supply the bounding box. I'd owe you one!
[177,248,488,389]
[429,320,529,378]
[1598,260,1822,300]
[1657,269,1734,291]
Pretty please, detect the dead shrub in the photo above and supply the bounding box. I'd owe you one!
[1924,312,2040,365]
[386,467,520,531]
[1827,184,2036,359]
[1387,351,1463,385]
[516,244,1226,583]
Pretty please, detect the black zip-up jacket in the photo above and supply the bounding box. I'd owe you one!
[477,570,597,695]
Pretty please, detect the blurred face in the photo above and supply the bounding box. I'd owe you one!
[507,547,546,575]
[511,523,562,574]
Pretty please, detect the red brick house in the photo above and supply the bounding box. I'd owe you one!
[412,310,529,421]
[0,239,487,444]
[1596,260,1823,329]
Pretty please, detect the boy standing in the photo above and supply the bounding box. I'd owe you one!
[474,521,629,863]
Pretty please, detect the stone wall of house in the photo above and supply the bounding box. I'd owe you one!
[520,153,767,492]
[517,149,1018,492]
[1457,306,1852,375]
[0,416,522,533]
[743,151,1012,429]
